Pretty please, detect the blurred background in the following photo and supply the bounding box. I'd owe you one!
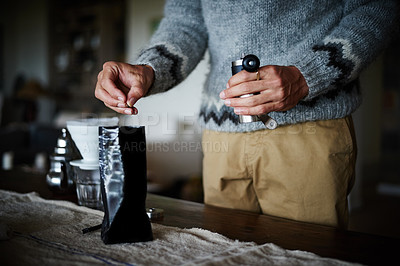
[0,0,399,238]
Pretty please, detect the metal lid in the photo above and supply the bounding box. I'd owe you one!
[232,59,243,67]
[146,208,164,220]
[53,128,68,155]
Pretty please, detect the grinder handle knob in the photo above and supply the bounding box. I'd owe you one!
[242,54,260,73]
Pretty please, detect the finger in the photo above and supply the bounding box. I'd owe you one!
[226,65,278,89]
[126,78,147,107]
[233,100,286,115]
[115,78,131,95]
[100,67,127,101]
[233,103,274,116]
[233,98,294,115]
[104,103,138,115]
[95,84,127,108]
[224,93,270,108]
[121,65,154,107]
[126,88,144,107]
[222,67,282,99]
[259,85,292,105]
[220,80,264,99]
[227,70,258,88]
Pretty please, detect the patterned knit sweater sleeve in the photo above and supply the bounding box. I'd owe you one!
[292,0,399,101]
[134,0,207,95]
[133,0,398,130]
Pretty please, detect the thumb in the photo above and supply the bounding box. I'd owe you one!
[126,81,146,108]
[126,65,154,107]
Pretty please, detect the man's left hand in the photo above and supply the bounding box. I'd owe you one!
[220,65,309,115]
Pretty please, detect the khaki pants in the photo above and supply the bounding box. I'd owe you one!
[202,117,357,228]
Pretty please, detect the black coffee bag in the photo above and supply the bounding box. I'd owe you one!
[98,126,153,244]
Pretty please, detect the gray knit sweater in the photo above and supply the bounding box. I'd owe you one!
[135,0,398,132]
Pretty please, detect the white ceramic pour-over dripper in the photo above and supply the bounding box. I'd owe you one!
[67,117,119,168]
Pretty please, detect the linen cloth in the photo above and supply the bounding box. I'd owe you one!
[0,189,359,265]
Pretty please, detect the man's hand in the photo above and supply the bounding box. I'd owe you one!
[95,62,154,115]
[219,65,309,115]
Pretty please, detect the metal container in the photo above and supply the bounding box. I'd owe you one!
[46,128,80,192]
[231,54,261,123]
[231,54,277,129]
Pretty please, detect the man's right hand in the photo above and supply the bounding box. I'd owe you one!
[95,62,154,115]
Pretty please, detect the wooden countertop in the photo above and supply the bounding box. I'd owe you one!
[146,193,399,265]
[1,168,399,265]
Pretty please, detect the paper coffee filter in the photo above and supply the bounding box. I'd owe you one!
[66,117,119,127]
[67,117,119,162]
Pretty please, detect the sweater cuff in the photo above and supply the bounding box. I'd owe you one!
[292,38,361,102]
[292,49,341,101]
[135,43,187,96]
